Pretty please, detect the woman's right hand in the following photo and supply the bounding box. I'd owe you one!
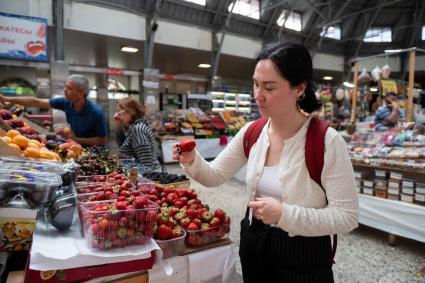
[172,143,196,166]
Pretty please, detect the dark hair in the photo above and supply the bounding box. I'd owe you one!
[117,97,146,124]
[256,42,322,113]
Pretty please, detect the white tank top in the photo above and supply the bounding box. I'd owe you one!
[255,165,282,201]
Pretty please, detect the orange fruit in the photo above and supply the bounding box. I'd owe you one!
[29,139,42,148]
[23,147,40,158]
[7,129,20,138]
[40,151,54,160]
[70,144,82,155]
[67,149,76,158]
[13,135,29,148]
[27,142,39,149]
[8,143,21,153]
[40,270,56,280]
[63,127,71,134]
[2,136,12,144]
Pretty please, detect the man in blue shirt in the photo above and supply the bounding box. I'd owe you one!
[0,74,107,146]
[374,92,404,131]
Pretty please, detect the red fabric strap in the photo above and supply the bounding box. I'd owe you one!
[243,117,268,159]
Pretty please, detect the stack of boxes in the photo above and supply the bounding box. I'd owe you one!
[353,168,425,206]
[415,183,425,205]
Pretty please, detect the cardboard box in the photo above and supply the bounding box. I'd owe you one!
[0,208,37,252]
[24,252,154,283]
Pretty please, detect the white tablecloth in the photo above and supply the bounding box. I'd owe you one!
[359,194,425,243]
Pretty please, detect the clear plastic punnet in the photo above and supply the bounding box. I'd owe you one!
[0,169,62,208]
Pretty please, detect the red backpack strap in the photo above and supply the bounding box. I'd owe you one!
[243,117,268,159]
[305,117,329,189]
[305,117,338,264]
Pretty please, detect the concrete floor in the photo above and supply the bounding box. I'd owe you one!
[163,163,425,283]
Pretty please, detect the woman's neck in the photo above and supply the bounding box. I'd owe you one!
[269,110,308,140]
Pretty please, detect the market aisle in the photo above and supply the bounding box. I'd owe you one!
[164,164,425,283]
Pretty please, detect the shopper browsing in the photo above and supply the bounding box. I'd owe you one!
[374,92,404,130]
[114,98,160,172]
[0,74,108,146]
[172,42,358,283]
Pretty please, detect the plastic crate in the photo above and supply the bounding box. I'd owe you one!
[75,182,136,194]
[80,200,159,250]
[184,223,230,246]
[155,228,186,258]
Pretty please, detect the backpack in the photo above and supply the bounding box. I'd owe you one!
[243,117,337,264]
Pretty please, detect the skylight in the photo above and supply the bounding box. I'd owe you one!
[183,0,206,6]
[363,27,392,42]
[228,0,260,20]
[422,25,425,40]
[277,10,302,32]
[320,25,341,40]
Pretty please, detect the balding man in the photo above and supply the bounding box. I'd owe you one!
[0,74,107,146]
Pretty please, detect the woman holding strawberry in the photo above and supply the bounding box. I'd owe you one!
[114,98,160,173]
[173,42,358,282]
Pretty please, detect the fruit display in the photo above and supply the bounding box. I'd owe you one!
[75,154,125,176]
[45,134,83,159]
[79,198,159,250]
[76,172,129,186]
[142,172,189,184]
[76,181,135,195]
[1,129,60,160]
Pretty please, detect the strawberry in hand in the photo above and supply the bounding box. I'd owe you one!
[178,140,196,153]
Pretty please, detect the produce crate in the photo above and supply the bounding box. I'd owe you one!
[80,200,159,250]
[155,228,186,258]
[184,223,230,247]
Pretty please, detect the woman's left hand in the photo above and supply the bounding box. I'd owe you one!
[248,197,283,225]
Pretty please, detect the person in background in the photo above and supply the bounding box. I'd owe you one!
[172,42,358,282]
[114,97,160,172]
[374,92,404,130]
[0,74,107,146]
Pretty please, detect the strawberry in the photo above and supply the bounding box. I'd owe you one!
[117,196,127,202]
[146,210,157,222]
[201,211,213,223]
[187,222,199,231]
[179,218,191,228]
[192,218,202,228]
[179,197,188,205]
[157,224,173,240]
[166,193,178,204]
[135,196,148,208]
[171,226,184,238]
[119,217,128,227]
[210,217,221,227]
[104,191,113,198]
[119,190,131,198]
[223,215,230,225]
[98,176,106,182]
[95,194,106,201]
[165,218,177,229]
[186,234,201,245]
[214,209,226,221]
[174,200,184,208]
[168,207,179,216]
[131,191,141,197]
[178,140,196,152]
[187,209,199,220]
[116,202,127,210]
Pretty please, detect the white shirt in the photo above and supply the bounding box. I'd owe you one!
[182,117,359,237]
[256,165,282,201]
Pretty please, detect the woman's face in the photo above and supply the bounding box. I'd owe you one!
[114,106,132,126]
[252,59,301,118]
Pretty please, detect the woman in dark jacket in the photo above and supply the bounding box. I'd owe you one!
[114,97,160,172]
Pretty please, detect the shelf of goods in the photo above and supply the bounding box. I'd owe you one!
[353,163,425,243]
[211,91,251,113]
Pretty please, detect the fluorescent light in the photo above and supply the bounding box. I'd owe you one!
[370,87,378,92]
[384,49,402,53]
[198,63,211,68]
[323,76,333,80]
[121,46,138,53]
[343,82,354,88]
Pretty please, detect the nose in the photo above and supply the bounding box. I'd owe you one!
[253,87,264,102]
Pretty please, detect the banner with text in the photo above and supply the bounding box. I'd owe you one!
[0,13,48,61]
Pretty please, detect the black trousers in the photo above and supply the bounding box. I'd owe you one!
[239,216,334,283]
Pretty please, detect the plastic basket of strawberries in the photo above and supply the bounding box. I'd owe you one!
[154,223,186,259]
[183,207,231,246]
[76,172,129,186]
[75,181,136,195]
[79,196,159,250]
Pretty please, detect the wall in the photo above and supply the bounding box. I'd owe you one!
[313,53,345,72]
[0,0,53,25]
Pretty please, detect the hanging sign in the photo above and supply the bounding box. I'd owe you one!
[380,80,397,95]
[0,13,48,61]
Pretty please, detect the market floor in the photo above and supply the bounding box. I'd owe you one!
[163,163,425,283]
